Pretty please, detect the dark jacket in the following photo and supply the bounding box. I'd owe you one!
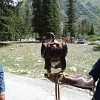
[0,64,5,93]
[89,58,100,100]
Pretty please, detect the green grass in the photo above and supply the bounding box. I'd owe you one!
[0,42,100,78]
[85,35,100,41]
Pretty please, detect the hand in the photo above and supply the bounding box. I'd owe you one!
[0,94,5,100]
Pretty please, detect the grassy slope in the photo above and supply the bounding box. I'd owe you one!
[79,0,100,6]
[79,0,100,18]
[0,43,100,78]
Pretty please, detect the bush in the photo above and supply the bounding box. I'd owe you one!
[85,35,100,41]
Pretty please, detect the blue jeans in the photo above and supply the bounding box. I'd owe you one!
[0,64,5,93]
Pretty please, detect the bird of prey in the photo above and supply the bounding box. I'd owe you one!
[41,32,68,77]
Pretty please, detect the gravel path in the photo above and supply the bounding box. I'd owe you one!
[5,72,92,100]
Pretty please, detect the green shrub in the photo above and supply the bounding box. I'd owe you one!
[85,35,100,41]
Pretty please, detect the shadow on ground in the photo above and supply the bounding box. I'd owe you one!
[0,43,10,47]
[93,45,100,51]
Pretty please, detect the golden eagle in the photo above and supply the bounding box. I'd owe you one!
[41,32,68,77]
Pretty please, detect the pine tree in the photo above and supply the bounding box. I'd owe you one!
[32,0,60,37]
[13,1,27,40]
[24,2,32,36]
[0,0,15,41]
[32,0,44,37]
[88,23,95,35]
[78,19,91,35]
[42,0,60,36]
[65,0,77,37]
[52,0,61,36]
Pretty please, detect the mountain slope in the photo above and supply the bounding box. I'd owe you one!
[57,0,100,20]
[76,0,100,20]
[20,0,100,34]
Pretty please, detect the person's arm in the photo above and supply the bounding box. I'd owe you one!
[89,58,100,82]
[0,64,5,100]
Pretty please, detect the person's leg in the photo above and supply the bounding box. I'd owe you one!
[0,64,5,100]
